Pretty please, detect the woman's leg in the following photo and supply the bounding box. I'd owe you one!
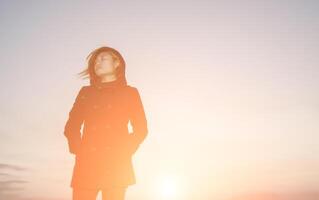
[72,187,99,200]
[101,186,127,200]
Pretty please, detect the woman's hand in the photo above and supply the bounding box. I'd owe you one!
[67,137,82,155]
[126,134,140,155]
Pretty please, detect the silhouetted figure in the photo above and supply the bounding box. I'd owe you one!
[63,46,148,200]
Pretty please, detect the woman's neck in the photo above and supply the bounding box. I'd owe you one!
[100,74,117,83]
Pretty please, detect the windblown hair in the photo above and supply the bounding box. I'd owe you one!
[77,46,127,86]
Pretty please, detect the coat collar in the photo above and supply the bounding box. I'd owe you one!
[92,78,127,90]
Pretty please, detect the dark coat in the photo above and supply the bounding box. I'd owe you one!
[63,79,148,189]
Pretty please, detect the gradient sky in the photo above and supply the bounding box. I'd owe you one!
[0,1,318,200]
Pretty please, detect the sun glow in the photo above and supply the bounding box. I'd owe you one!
[152,173,189,200]
[160,176,178,198]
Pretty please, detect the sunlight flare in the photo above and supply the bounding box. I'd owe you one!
[153,173,189,200]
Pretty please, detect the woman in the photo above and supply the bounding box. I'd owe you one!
[63,46,148,200]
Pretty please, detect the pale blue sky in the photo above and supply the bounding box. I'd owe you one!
[0,1,318,200]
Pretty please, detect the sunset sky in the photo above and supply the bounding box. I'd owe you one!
[0,1,318,200]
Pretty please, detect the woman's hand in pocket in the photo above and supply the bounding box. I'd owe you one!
[67,137,82,155]
[126,135,140,155]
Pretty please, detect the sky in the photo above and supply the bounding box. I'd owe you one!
[0,0,318,199]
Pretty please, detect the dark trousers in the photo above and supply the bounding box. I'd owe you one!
[72,186,127,200]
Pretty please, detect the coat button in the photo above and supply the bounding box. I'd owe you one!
[93,105,98,109]
[104,104,112,110]
[105,124,111,129]
[90,147,97,152]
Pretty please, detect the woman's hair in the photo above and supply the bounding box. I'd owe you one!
[77,46,127,86]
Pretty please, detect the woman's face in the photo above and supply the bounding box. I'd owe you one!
[94,51,119,77]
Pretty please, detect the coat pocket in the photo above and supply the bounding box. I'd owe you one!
[126,135,140,155]
[67,137,82,155]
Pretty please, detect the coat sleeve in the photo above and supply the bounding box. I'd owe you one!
[63,86,86,154]
[128,87,149,150]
